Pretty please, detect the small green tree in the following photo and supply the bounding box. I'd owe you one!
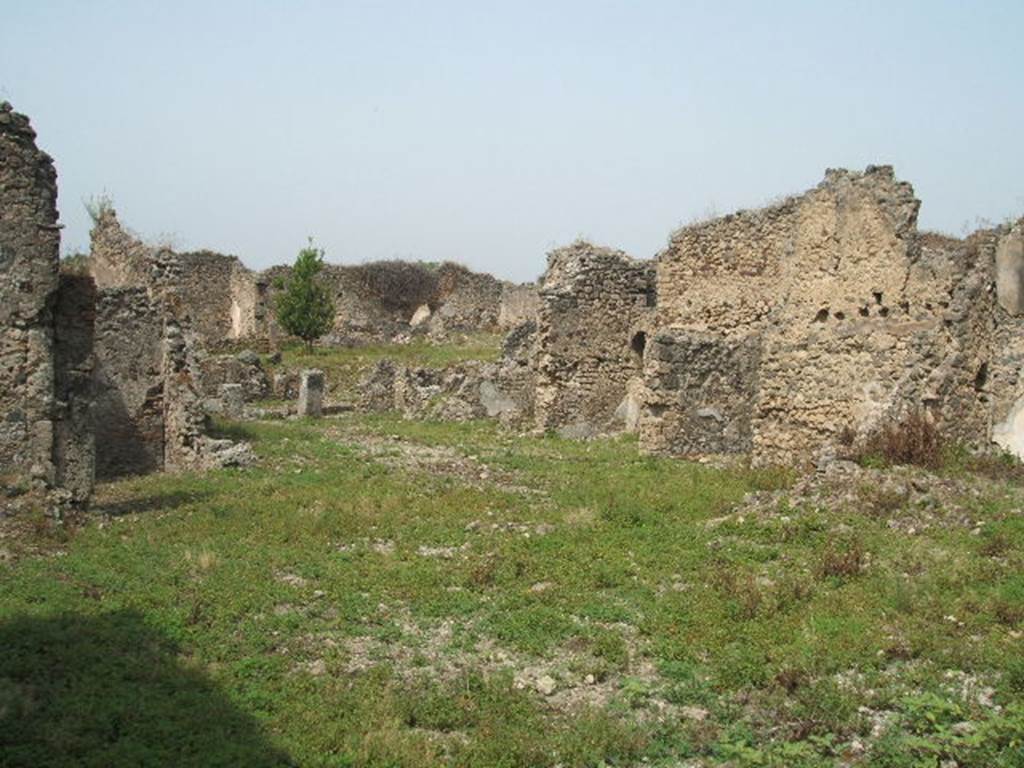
[275,239,335,351]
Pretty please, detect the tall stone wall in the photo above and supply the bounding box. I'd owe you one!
[0,102,61,490]
[534,241,655,436]
[90,213,262,349]
[643,166,1021,465]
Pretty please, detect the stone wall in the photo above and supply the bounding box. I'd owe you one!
[430,262,505,333]
[90,213,262,349]
[52,274,96,501]
[533,241,655,436]
[643,166,1023,465]
[93,288,166,478]
[639,331,760,457]
[498,283,541,329]
[0,102,62,491]
[89,208,152,290]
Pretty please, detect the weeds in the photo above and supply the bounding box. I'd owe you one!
[857,410,943,469]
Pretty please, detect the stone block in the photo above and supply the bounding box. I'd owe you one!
[298,369,325,417]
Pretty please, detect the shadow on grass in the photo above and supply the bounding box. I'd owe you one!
[0,611,294,767]
[95,489,214,518]
[206,418,262,443]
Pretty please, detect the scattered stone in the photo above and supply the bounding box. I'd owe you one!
[535,675,557,696]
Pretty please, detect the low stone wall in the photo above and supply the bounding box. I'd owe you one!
[358,356,529,425]
[198,351,270,401]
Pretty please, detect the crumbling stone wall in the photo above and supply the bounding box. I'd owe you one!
[982,221,1024,455]
[358,358,525,424]
[89,208,152,291]
[640,331,760,456]
[93,288,165,478]
[498,283,541,329]
[533,241,655,436]
[0,103,62,490]
[198,350,270,401]
[90,213,264,348]
[52,274,96,500]
[643,166,1021,465]
[430,262,505,333]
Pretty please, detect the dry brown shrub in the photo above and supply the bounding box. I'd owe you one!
[858,410,943,469]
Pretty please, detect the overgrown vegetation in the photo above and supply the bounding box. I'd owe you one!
[350,260,441,313]
[83,192,113,224]
[59,251,91,276]
[275,240,336,351]
[2,409,1023,766]
[856,409,944,469]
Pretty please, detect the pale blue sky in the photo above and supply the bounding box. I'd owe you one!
[2,1,1021,281]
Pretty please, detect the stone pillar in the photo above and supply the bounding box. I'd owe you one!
[298,369,324,417]
[220,383,245,420]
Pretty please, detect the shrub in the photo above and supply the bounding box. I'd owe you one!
[59,251,91,276]
[857,410,944,469]
[275,240,335,351]
[350,260,440,313]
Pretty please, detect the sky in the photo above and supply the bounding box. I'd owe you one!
[2,1,1022,282]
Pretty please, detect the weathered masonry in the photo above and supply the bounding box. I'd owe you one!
[1,103,247,505]
[533,241,655,437]
[0,102,93,502]
[529,167,1024,466]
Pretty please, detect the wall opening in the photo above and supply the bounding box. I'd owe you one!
[630,331,647,362]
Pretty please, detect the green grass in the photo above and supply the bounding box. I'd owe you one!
[2,414,1023,766]
[266,334,503,402]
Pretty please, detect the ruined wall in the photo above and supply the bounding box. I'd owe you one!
[89,208,152,290]
[93,288,166,478]
[430,262,505,333]
[644,166,1018,465]
[90,211,263,348]
[498,283,541,329]
[640,331,760,457]
[534,241,655,436]
[52,274,96,500]
[0,102,61,490]
[985,221,1024,455]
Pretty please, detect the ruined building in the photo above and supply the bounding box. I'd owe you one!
[533,241,655,437]
[530,166,1024,466]
[89,210,533,351]
[1,103,246,504]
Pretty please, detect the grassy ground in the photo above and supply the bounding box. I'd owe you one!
[265,333,503,402]
[2,414,1023,767]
